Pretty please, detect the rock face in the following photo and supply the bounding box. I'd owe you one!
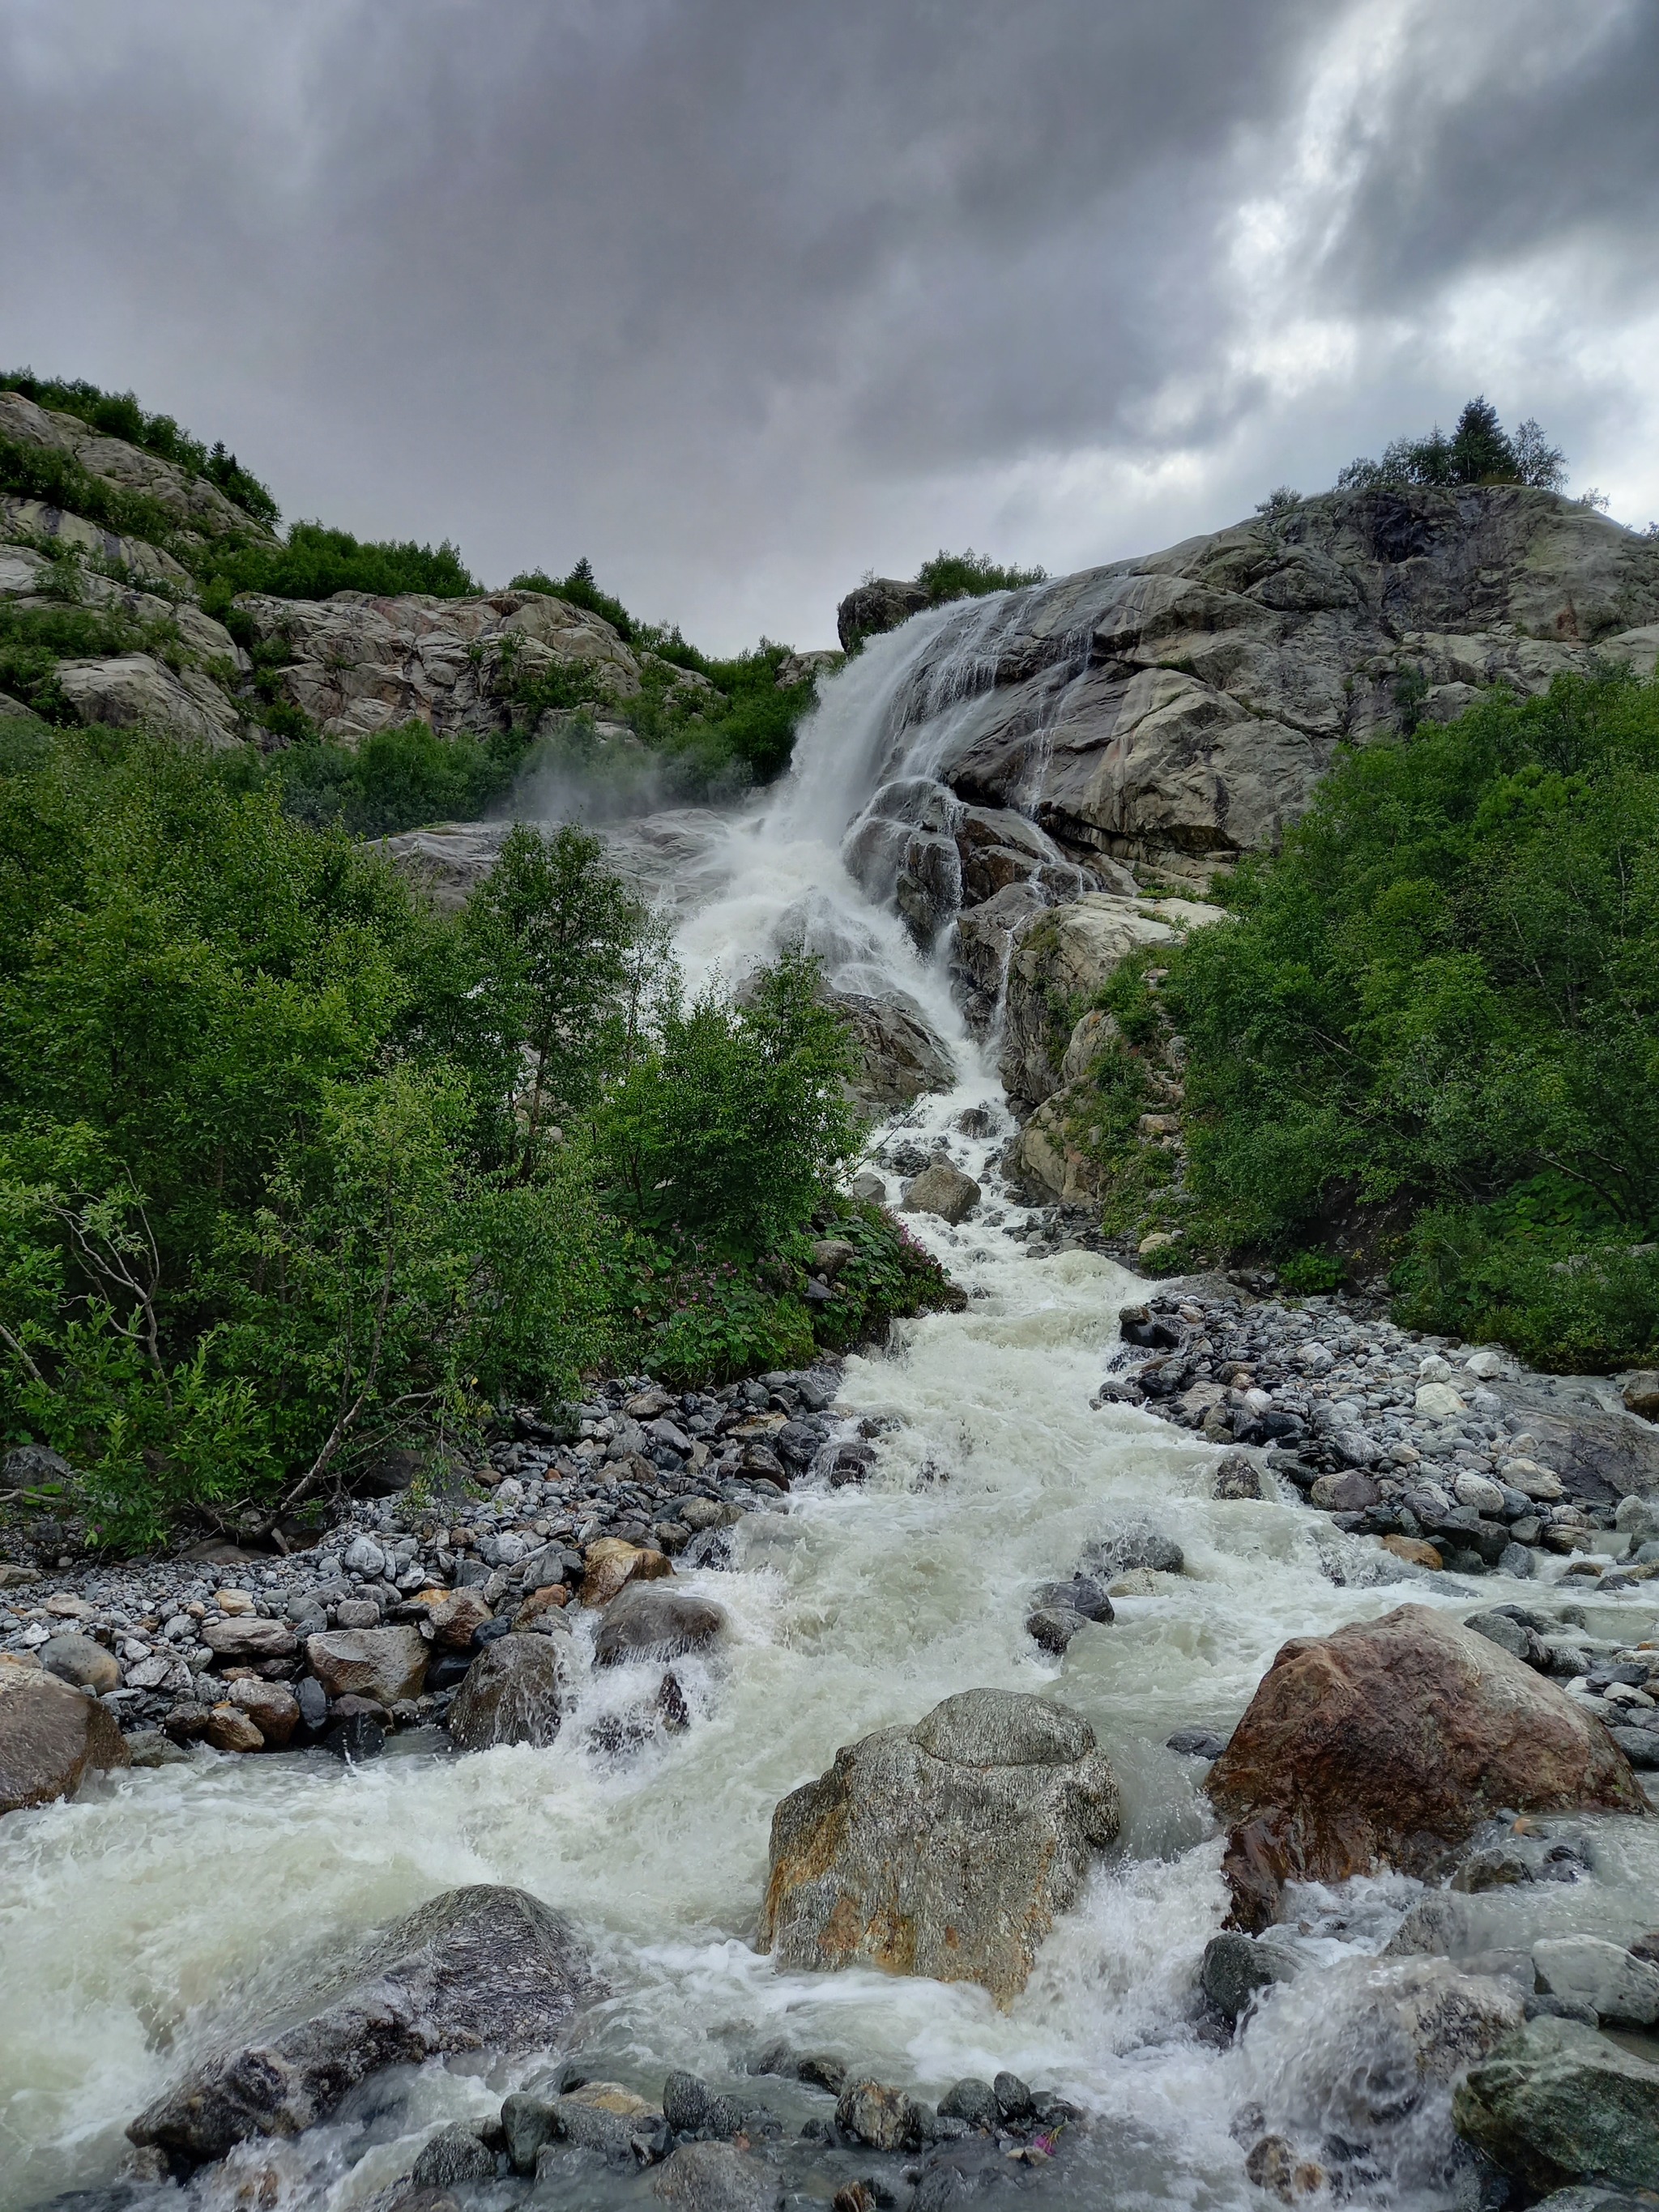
[128,1885,593,2164]
[864,488,1659,887]
[51,653,245,750]
[446,1632,569,1750]
[0,1667,130,1816]
[1207,1605,1648,1930]
[827,988,956,1109]
[1452,2016,1659,2194]
[997,890,1225,1105]
[232,585,656,748]
[0,389,275,543]
[759,1688,1120,2005]
[837,578,931,651]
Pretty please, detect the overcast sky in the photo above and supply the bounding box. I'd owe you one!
[5,0,1657,650]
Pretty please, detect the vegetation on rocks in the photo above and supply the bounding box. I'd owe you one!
[1120,667,1659,1365]
[0,721,953,1547]
[1335,395,1568,496]
[911,548,1047,603]
[2,369,279,524]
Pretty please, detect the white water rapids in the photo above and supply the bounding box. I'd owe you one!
[4,612,1658,2212]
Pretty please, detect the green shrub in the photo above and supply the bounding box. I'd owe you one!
[195,521,478,603]
[1337,397,1567,493]
[0,434,190,557]
[1166,667,1659,1365]
[914,548,1047,602]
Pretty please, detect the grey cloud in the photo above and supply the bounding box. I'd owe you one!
[2,0,1657,647]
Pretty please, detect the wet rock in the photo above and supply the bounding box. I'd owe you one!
[1025,1605,1084,1655]
[1533,1937,1659,2027]
[835,2079,923,2152]
[937,2078,1000,2132]
[124,1728,191,1770]
[411,2121,497,2186]
[1206,1605,1648,1930]
[305,1625,428,1704]
[1380,1533,1444,1570]
[0,1665,130,1815]
[323,1711,385,1761]
[901,1158,981,1225]
[650,2140,782,2210]
[228,1678,299,1747]
[1213,1453,1264,1501]
[446,1632,568,1751]
[1166,1728,1227,1761]
[1452,2015,1659,2194]
[829,988,957,1110]
[1245,2135,1325,2202]
[1034,1575,1114,1622]
[1199,1931,1295,2022]
[129,1886,591,2164]
[579,1537,674,1607]
[542,2081,664,2161]
[203,1703,265,1753]
[416,1588,493,1649]
[1088,1526,1184,1578]
[761,1687,1120,2004]
[595,1586,726,1667]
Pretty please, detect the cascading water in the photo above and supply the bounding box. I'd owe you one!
[4,626,1657,2212]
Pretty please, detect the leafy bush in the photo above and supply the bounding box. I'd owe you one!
[1337,398,1567,494]
[2,368,279,525]
[510,556,635,640]
[0,738,930,1542]
[0,434,190,559]
[196,522,478,605]
[914,548,1047,602]
[1167,667,1659,1365]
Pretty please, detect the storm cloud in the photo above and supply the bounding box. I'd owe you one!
[4,0,1657,647]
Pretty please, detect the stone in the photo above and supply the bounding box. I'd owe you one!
[228,1678,300,1748]
[0,1665,130,1814]
[1452,2015,1659,2194]
[540,2082,663,2160]
[1464,1610,1531,1660]
[594,1585,726,1666]
[324,1712,385,1762]
[1614,1492,1659,1545]
[1199,1931,1293,2022]
[760,1687,1120,2005]
[1454,1471,1508,1514]
[202,1617,296,1661]
[1502,1457,1567,1502]
[1166,1728,1227,1759]
[579,1537,674,1607]
[1381,1534,1444,1569]
[51,653,245,748]
[650,2141,782,2210]
[900,1158,980,1225]
[334,1598,382,1630]
[416,1587,493,1648]
[38,1630,120,1695]
[1026,1605,1085,1654]
[1213,1453,1263,1501]
[304,1625,428,1704]
[446,1632,568,1751]
[128,1885,593,2163]
[1415,1381,1467,1419]
[411,2121,497,2186]
[203,1704,265,1753]
[1533,1937,1659,2027]
[1621,1372,1659,1421]
[937,2078,1000,2131]
[1309,1470,1380,1512]
[835,2079,923,2152]
[1205,1604,1649,1930]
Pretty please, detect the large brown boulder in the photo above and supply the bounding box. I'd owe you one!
[305,1624,428,1703]
[760,1688,1120,2005]
[128,1885,594,2163]
[1207,1605,1648,1930]
[0,1667,130,1815]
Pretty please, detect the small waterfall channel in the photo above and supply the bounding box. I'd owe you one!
[3,615,1657,2212]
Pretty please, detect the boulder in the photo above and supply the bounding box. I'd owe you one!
[128,1885,594,2163]
[305,1625,428,1704]
[446,1633,569,1751]
[836,578,931,651]
[39,1630,120,1695]
[835,2078,924,2151]
[900,1158,980,1225]
[203,1704,265,1753]
[1452,2015,1659,2194]
[411,2121,497,2186]
[760,1688,1120,2005]
[228,1678,301,1748]
[825,987,955,1110]
[203,1617,296,1661]
[998,892,1224,1104]
[650,2140,782,2210]
[1533,1937,1659,2027]
[0,1665,130,1815]
[1199,1930,1297,2022]
[1206,1605,1648,1930]
[579,1536,674,1607]
[594,1585,727,1666]
[416,1587,493,1649]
